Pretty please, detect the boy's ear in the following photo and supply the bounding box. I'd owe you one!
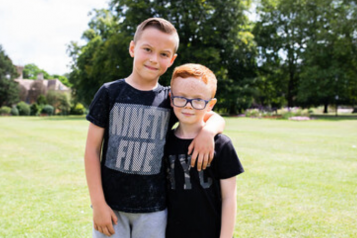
[129,41,135,57]
[169,54,178,66]
[207,98,217,111]
[169,91,173,107]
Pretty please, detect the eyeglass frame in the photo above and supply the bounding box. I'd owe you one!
[171,93,214,110]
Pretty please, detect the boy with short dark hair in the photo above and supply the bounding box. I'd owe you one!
[165,63,244,238]
[84,18,225,238]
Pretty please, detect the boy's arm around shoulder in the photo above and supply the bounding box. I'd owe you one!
[84,122,118,236]
[188,111,225,171]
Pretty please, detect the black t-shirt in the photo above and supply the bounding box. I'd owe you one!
[86,79,176,213]
[165,130,244,238]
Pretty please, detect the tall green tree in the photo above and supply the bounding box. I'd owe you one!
[68,0,257,114]
[254,0,308,108]
[297,0,357,112]
[0,45,19,107]
[22,63,51,79]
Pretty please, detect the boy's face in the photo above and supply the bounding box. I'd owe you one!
[129,27,177,84]
[170,77,217,126]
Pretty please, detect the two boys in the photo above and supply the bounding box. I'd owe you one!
[85,17,242,238]
[85,18,225,238]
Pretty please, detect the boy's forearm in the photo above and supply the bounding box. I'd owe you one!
[84,123,106,207]
[220,196,237,238]
[85,150,106,207]
[220,177,237,238]
[203,111,225,135]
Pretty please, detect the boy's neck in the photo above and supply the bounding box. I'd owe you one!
[174,122,205,139]
[126,74,159,91]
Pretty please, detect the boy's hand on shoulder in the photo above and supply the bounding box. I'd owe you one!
[93,203,118,236]
[188,127,215,171]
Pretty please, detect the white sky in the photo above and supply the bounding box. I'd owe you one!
[0,0,110,75]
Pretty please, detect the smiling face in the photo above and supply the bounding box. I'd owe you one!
[170,76,216,126]
[129,27,177,85]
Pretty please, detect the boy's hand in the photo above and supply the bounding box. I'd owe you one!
[93,203,118,236]
[188,127,215,171]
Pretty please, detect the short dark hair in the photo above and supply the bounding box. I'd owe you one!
[134,18,179,52]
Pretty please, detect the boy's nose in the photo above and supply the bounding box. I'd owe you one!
[149,55,158,63]
[184,101,194,109]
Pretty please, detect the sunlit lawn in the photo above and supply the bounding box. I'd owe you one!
[0,116,356,237]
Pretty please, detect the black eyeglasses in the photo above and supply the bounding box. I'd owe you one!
[171,93,213,110]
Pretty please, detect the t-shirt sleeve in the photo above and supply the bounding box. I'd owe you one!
[86,85,110,128]
[215,135,244,179]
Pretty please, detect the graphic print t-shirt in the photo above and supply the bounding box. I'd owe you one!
[86,79,175,213]
[165,130,244,238]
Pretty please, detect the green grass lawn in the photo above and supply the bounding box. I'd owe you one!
[0,116,356,237]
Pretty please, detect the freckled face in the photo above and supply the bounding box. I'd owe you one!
[170,77,216,126]
[129,28,177,84]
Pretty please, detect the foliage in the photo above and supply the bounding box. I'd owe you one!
[0,106,11,115]
[254,0,357,111]
[70,103,86,115]
[16,101,31,116]
[41,104,54,116]
[57,93,71,115]
[52,74,72,87]
[68,0,257,113]
[36,94,47,105]
[296,0,357,112]
[10,105,19,116]
[22,63,51,79]
[30,103,40,116]
[0,45,19,107]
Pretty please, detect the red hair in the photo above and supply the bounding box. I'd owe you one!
[171,63,217,97]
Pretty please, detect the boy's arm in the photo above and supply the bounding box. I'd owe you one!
[219,177,237,238]
[84,122,118,236]
[188,111,225,170]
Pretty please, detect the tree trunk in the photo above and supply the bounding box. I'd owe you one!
[323,103,328,113]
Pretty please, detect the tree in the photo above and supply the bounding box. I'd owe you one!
[52,74,72,87]
[297,0,357,112]
[253,0,308,108]
[22,63,51,79]
[254,0,357,111]
[0,45,19,107]
[68,0,258,114]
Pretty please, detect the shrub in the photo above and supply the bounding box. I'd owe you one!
[11,106,19,116]
[41,104,54,116]
[70,103,85,115]
[245,109,261,118]
[0,106,11,115]
[17,101,31,116]
[36,95,47,105]
[30,103,40,116]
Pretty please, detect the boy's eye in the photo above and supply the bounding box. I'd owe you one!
[144,48,151,52]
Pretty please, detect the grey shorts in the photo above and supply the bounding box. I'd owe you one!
[92,209,167,238]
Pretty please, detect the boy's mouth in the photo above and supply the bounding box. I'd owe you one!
[145,65,159,71]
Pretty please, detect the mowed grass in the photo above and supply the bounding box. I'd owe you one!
[0,116,356,237]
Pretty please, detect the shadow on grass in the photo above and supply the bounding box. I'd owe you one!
[310,114,357,121]
[38,115,87,121]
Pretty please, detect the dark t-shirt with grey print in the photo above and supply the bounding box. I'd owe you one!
[165,130,244,238]
[86,79,176,213]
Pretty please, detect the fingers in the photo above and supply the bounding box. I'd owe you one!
[201,153,209,170]
[208,151,214,166]
[95,224,115,237]
[190,149,198,168]
[111,209,118,225]
[191,151,212,171]
[102,226,112,236]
